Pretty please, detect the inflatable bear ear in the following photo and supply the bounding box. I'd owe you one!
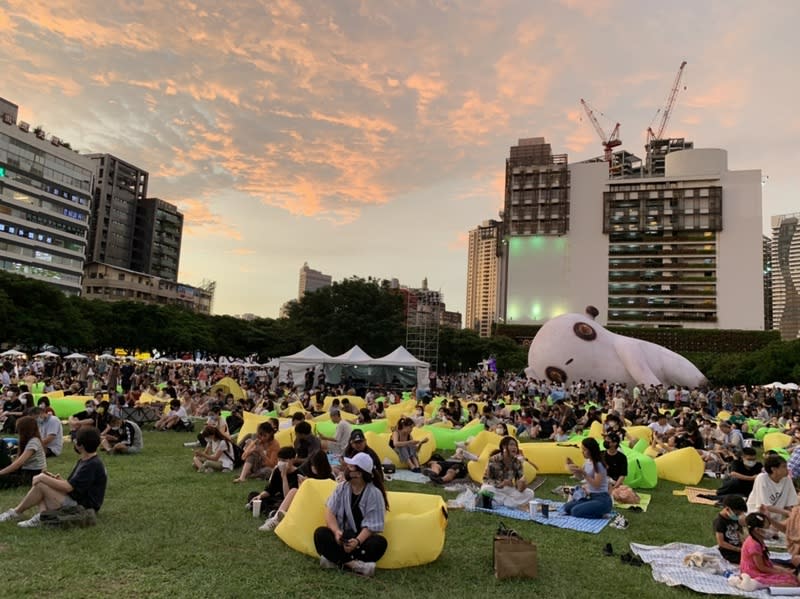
[585,305,599,320]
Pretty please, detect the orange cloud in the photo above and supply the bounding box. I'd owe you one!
[448,232,469,251]
[175,198,242,240]
[447,92,508,144]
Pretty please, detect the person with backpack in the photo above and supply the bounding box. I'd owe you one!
[192,426,234,473]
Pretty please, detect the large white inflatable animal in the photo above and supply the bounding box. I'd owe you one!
[526,307,707,388]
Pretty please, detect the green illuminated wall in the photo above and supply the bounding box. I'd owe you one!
[506,235,570,324]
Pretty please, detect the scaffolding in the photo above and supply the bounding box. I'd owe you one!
[405,289,441,373]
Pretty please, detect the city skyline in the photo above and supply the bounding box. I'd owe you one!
[2,1,798,318]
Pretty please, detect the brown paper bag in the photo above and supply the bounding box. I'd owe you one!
[494,533,538,579]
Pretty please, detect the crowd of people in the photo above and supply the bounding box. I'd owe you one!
[2,353,800,582]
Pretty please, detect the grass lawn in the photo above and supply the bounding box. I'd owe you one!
[0,431,723,599]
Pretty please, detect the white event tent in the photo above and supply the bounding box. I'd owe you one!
[276,344,429,391]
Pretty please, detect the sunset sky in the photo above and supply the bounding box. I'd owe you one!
[2,0,798,319]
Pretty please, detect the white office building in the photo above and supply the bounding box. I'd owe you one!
[499,137,764,330]
[0,99,93,295]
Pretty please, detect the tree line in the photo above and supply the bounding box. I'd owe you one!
[3,270,798,384]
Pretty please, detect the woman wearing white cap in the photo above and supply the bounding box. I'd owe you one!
[313,452,389,577]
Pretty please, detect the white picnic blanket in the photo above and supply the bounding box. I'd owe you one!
[630,542,793,597]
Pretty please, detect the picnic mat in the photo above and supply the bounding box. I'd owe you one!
[630,542,793,597]
[468,502,613,534]
[389,470,430,484]
[674,487,718,506]
[615,493,652,512]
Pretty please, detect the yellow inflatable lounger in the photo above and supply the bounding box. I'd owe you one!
[467,445,537,484]
[275,478,448,569]
[519,442,584,475]
[654,447,704,485]
[763,432,793,453]
[364,429,435,468]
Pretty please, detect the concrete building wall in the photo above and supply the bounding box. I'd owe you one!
[0,113,93,295]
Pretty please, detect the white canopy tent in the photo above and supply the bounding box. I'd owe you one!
[370,346,430,391]
[277,344,334,389]
[275,344,430,391]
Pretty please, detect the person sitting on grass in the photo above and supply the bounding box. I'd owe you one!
[747,454,797,519]
[313,452,389,577]
[192,426,234,473]
[234,421,279,483]
[740,512,800,587]
[0,426,107,528]
[155,399,192,431]
[69,399,99,439]
[259,449,336,532]
[390,417,428,473]
[701,447,762,501]
[32,405,63,458]
[248,446,300,520]
[713,495,748,564]
[293,420,321,465]
[100,416,141,454]
[0,416,46,489]
[480,436,535,510]
[318,408,352,458]
[564,437,613,519]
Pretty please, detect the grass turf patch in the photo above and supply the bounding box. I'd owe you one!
[0,431,722,599]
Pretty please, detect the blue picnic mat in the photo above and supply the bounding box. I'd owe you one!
[468,502,613,534]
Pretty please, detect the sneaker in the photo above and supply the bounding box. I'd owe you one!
[18,512,41,528]
[258,511,284,532]
[320,555,338,570]
[611,515,629,530]
[350,560,376,577]
[0,509,20,523]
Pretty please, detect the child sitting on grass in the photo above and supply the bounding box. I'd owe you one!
[713,495,747,564]
[740,512,800,587]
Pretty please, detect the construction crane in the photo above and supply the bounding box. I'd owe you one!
[580,98,621,162]
[646,60,688,145]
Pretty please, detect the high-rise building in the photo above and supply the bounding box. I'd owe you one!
[500,138,764,330]
[465,219,501,336]
[134,197,183,281]
[771,213,800,340]
[764,235,773,331]
[0,99,93,295]
[298,262,332,299]
[86,153,149,270]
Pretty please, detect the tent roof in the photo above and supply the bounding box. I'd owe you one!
[371,346,428,367]
[281,344,333,362]
[331,345,373,364]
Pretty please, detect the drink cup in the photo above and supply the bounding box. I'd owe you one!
[541,502,550,518]
[252,498,262,518]
[529,501,537,517]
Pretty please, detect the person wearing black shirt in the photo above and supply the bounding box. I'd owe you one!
[603,432,628,489]
[0,426,107,528]
[713,495,747,563]
[707,448,763,499]
[1,392,24,434]
[250,446,300,517]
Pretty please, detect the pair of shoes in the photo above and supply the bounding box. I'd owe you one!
[620,552,643,567]
[411,468,421,474]
[0,509,20,523]
[602,543,614,557]
[320,555,338,570]
[610,515,629,530]
[629,506,643,513]
[349,560,376,577]
[18,512,41,528]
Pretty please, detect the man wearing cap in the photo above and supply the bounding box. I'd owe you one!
[313,452,389,577]
[319,408,352,458]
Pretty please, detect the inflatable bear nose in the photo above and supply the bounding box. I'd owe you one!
[545,366,567,384]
